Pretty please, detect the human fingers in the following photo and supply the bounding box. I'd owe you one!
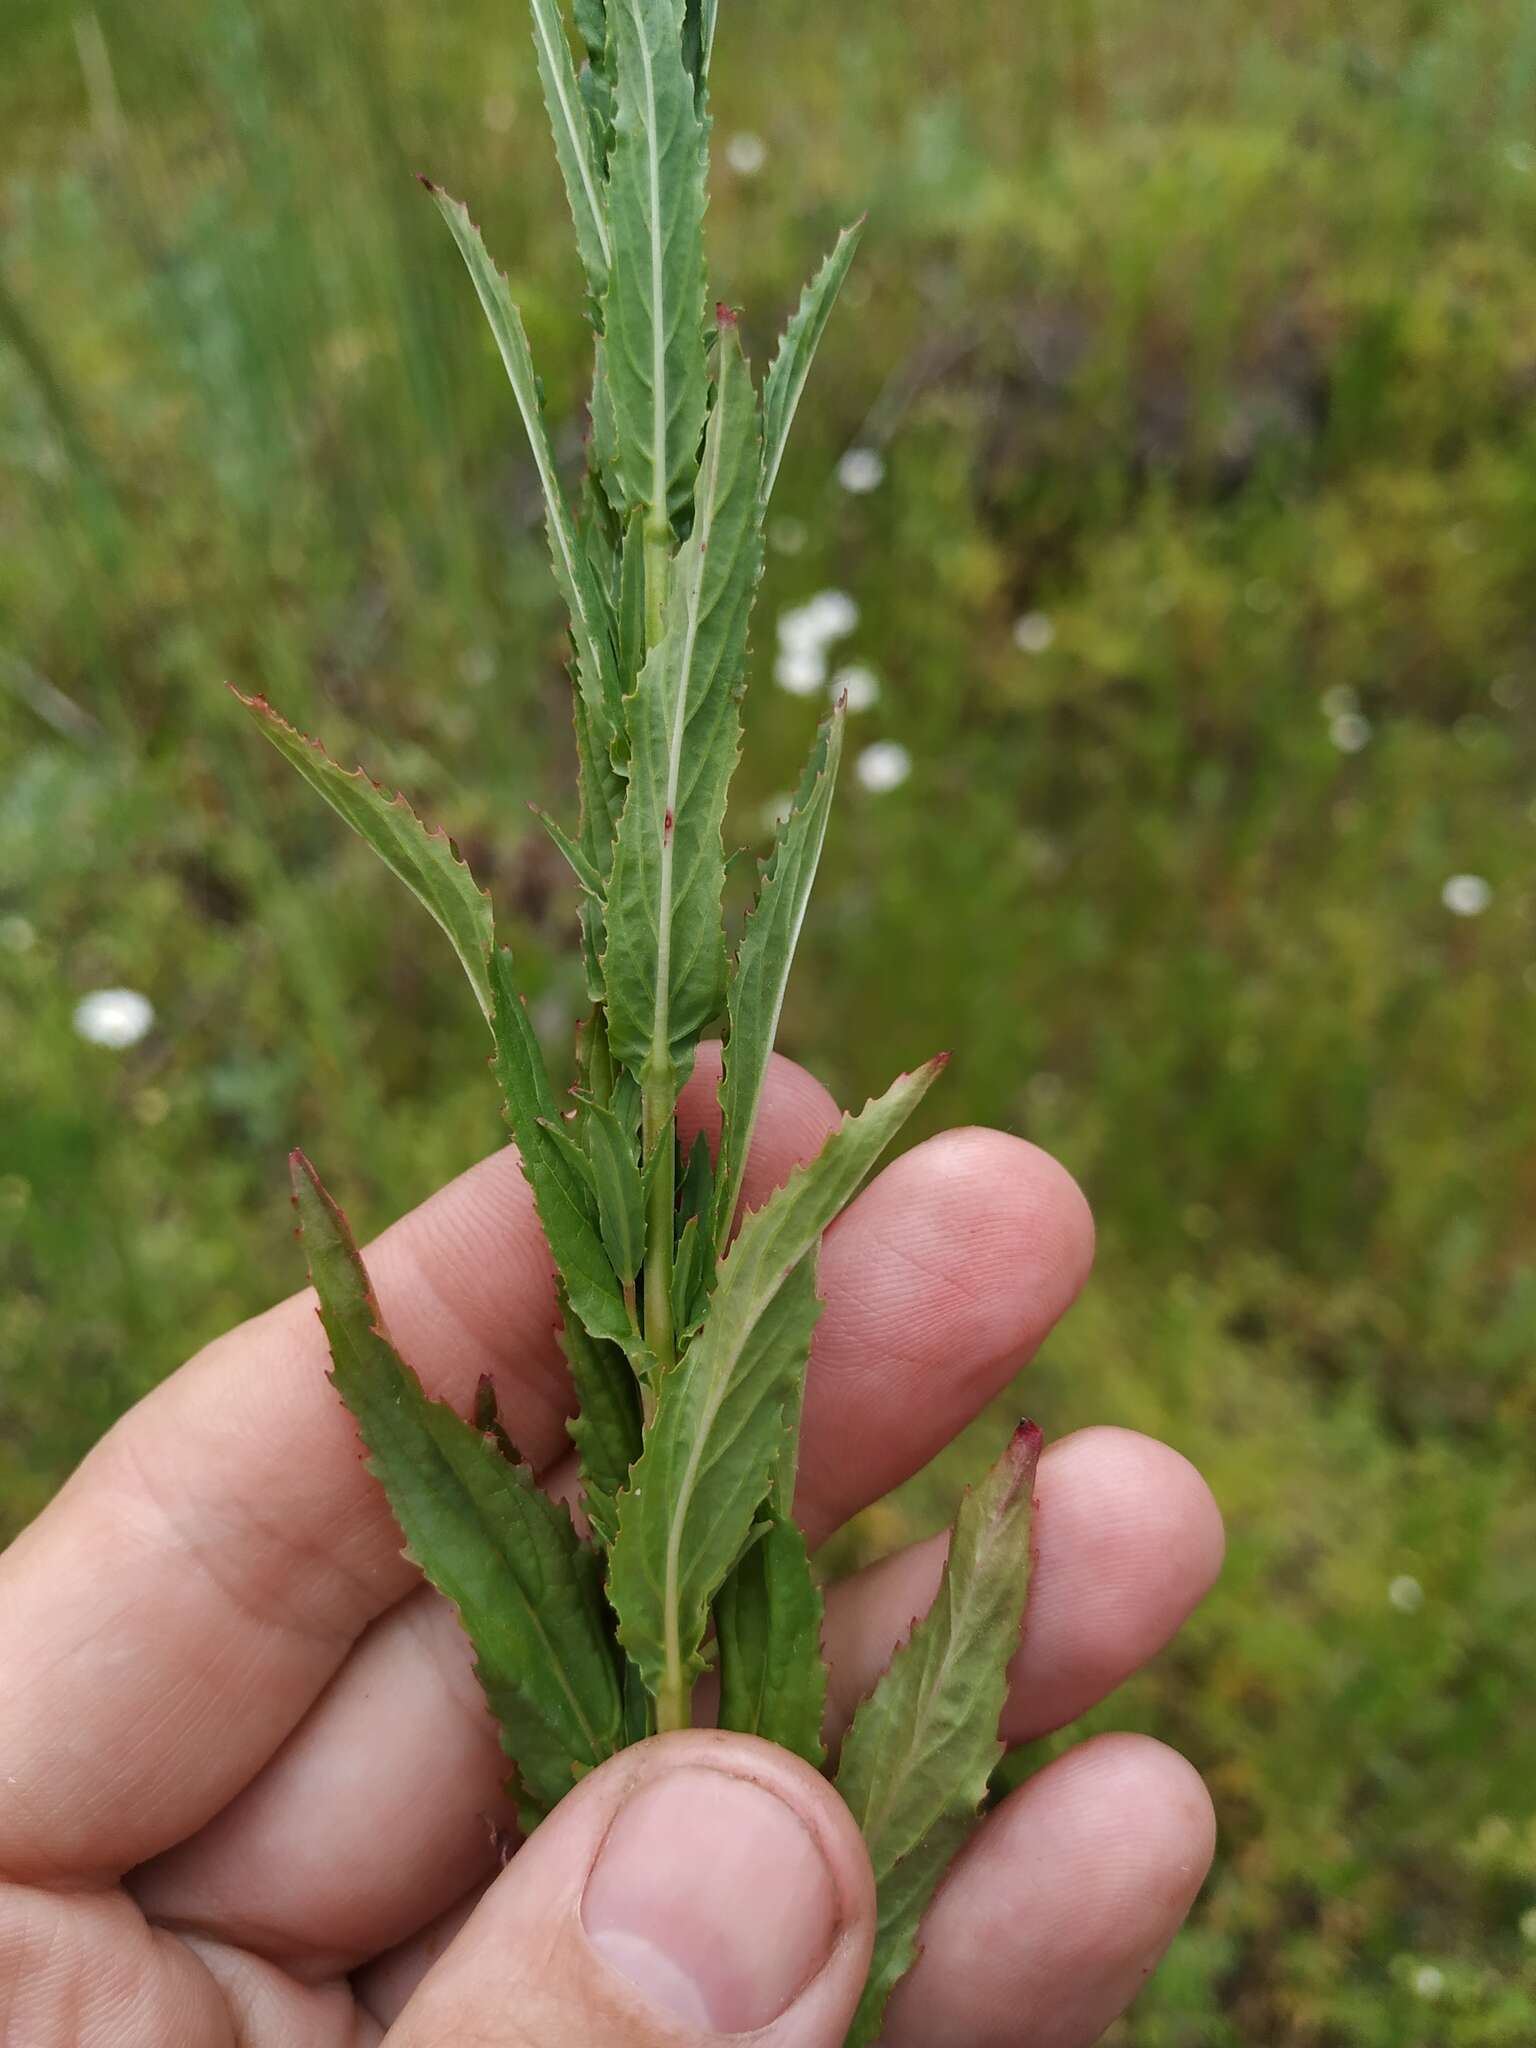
[379,1731,874,2048]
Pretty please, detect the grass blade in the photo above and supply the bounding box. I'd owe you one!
[602,0,709,524]
[233,691,493,1023]
[712,700,845,1248]
[291,1153,626,1821]
[424,181,620,737]
[836,1421,1044,2046]
[761,219,865,507]
[604,320,763,1090]
[607,1058,945,1725]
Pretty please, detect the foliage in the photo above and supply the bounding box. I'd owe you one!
[4,1,1536,2041]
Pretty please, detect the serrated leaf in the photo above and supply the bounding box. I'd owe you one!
[714,1503,826,1767]
[291,1153,626,1818]
[681,0,717,104]
[608,1058,944,1718]
[560,1301,643,1548]
[713,701,845,1248]
[584,1095,647,1285]
[489,948,633,1351]
[836,1422,1044,2047]
[524,0,613,299]
[761,219,865,507]
[425,182,619,738]
[602,0,708,522]
[233,691,494,1024]
[604,322,763,1089]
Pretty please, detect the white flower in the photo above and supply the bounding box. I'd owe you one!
[855,740,911,792]
[1388,1575,1424,1614]
[837,447,885,494]
[1012,610,1055,654]
[725,131,767,176]
[805,588,859,640]
[1329,712,1372,753]
[774,645,827,696]
[832,663,881,713]
[1412,1965,1444,2000]
[73,988,154,1050]
[768,516,807,556]
[1442,874,1492,918]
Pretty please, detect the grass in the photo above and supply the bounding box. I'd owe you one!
[3,0,1535,2039]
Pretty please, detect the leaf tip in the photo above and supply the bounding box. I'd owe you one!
[716,300,740,330]
[416,172,439,193]
[1000,1419,1045,1505]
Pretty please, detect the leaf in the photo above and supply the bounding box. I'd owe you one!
[836,1422,1044,2047]
[714,1502,826,1767]
[489,948,633,1351]
[233,691,494,1023]
[602,0,709,523]
[712,701,845,1248]
[607,1058,945,1717]
[291,1153,626,1819]
[532,804,605,898]
[560,1301,643,1548]
[572,691,625,1002]
[670,1211,706,1340]
[424,182,619,738]
[584,1095,647,1286]
[761,219,865,507]
[711,1246,827,1767]
[603,321,763,1089]
[524,0,613,298]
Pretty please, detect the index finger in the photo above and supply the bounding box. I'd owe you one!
[0,1052,839,1888]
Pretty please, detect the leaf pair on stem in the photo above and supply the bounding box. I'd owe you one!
[241,3,1040,2037]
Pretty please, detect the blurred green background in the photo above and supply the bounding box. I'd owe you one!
[3,0,1534,2038]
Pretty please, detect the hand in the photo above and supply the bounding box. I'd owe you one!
[0,1049,1222,2047]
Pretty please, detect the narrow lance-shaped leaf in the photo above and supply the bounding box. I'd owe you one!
[233,691,493,1024]
[602,0,708,523]
[713,1248,827,1767]
[291,1153,626,1819]
[713,700,845,1248]
[489,948,634,1352]
[836,1422,1044,2048]
[761,219,865,508]
[524,0,613,298]
[608,1057,946,1715]
[560,1302,643,1548]
[425,182,620,737]
[604,320,763,1090]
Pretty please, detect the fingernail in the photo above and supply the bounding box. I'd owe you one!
[582,1766,838,2033]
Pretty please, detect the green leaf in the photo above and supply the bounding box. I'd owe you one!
[604,322,763,1088]
[714,1501,826,1768]
[602,0,708,523]
[532,804,605,898]
[761,219,865,507]
[573,692,625,1003]
[489,948,633,1351]
[670,1211,706,1340]
[682,0,717,103]
[524,0,613,298]
[712,701,845,1248]
[584,1095,647,1286]
[560,1302,643,1548]
[291,1152,626,1818]
[607,1058,945,1719]
[424,182,619,738]
[836,1421,1044,2047]
[233,691,494,1024]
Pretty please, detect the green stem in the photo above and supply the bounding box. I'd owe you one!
[656,1663,690,1735]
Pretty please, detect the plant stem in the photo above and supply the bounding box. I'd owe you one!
[656,1662,690,1734]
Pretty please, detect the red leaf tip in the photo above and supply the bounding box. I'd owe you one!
[1007,1419,1045,1484]
[716,301,739,329]
[417,173,439,193]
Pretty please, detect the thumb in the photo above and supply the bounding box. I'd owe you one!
[385,1728,876,2047]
